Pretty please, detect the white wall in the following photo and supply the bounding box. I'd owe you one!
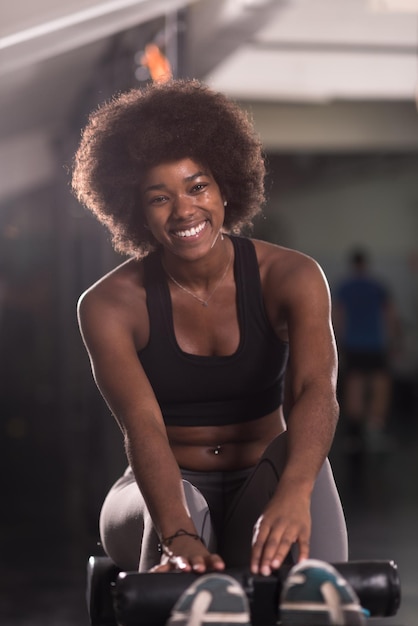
[244,101,418,151]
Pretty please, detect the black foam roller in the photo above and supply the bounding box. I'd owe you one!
[112,560,400,626]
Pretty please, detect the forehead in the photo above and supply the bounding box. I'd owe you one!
[142,158,210,184]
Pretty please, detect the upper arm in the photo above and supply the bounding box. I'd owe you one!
[77,288,165,438]
[268,252,338,400]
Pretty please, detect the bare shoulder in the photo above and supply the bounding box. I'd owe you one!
[250,239,332,338]
[78,258,143,311]
[251,238,328,292]
[77,257,146,338]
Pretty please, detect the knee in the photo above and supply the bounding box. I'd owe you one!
[99,492,144,570]
[309,460,348,563]
[182,480,216,552]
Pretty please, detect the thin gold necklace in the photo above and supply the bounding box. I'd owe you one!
[163,247,233,307]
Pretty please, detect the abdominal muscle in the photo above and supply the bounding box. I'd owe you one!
[167,408,286,471]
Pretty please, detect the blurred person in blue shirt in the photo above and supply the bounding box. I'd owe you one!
[334,249,400,451]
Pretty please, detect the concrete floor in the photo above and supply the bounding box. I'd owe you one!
[1,411,416,626]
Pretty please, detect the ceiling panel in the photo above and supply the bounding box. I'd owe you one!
[206,47,417,101]
[256,0,417,46]
[205,0,418,101]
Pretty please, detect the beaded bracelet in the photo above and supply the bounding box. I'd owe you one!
[158,528,204,554]
[162,528,203,547]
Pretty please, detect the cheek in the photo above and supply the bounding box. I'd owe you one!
[143,210,170,243]
[144,206,163,227]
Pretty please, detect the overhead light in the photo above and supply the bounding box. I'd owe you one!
[242,0,272,6]
[368,0,418,12]
[138,44,172,83]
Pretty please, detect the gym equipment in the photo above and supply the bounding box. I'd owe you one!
[87,556,401,626]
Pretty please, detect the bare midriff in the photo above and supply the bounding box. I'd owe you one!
[167,408,286,471]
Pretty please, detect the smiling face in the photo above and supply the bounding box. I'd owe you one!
[140,158,225,261]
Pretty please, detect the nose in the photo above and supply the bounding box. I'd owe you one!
[171,193,196,220]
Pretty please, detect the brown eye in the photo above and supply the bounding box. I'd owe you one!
[150,195,167,205]
[191,183,207,193]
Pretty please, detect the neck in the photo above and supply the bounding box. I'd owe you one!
[161,237,233,306]
[163,236,231,290]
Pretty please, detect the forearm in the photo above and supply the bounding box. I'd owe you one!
[124,419,225,573]
[251,383,339,574]
[124,421,196,540]
[281,381,339,493]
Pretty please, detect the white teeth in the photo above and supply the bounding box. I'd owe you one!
[175,221,206,238]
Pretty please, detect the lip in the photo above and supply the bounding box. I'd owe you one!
[170,219,209,240]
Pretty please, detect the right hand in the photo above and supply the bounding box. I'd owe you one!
[149,536,225,573]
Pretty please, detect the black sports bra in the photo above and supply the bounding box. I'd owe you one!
[138,236,289,426]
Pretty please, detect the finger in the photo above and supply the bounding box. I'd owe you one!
[189,553,224,573]
[169,554,190,571]
[189,555,206,573]
[250,517,270,574]
[207,554,226,572]
[258,535,281,576]
[149,562,171,573]
[255,530,295,576]
[296,535,310,562]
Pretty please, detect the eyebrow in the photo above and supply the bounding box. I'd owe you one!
[143,170,207,193]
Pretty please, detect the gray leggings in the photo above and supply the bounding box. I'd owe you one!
[99,433,348,571]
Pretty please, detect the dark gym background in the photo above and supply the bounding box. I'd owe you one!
[1,2,418,624]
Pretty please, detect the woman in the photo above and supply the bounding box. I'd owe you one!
[72,79,347,576]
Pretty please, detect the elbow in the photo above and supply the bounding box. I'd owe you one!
[124,433,135,467]
[333,397,340,426]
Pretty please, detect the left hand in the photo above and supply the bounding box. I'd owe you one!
[250,487,311,576]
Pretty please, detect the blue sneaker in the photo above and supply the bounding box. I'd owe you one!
[166,573,251,626]
[280,559,368,625]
